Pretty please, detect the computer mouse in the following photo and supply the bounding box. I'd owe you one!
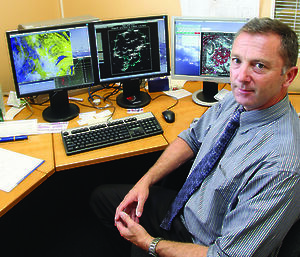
[162,110,175,123]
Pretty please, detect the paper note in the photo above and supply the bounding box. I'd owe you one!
[37,122,69,134]
[0,119,38,137]
[0,119,69,136]
[164,89,192,99]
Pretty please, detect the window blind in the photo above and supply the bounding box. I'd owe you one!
[273,0,300,55]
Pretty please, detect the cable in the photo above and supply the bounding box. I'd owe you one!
[151,93,179,110]
[22,98,34,120]
[103,83,122,101]
[86,85,118,120]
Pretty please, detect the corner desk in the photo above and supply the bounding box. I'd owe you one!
[0,133,55,217]
[1,81,299,218]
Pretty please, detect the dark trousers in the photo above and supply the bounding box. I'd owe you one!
[90,184,193,257]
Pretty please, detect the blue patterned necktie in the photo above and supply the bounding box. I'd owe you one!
[160,107,244,230]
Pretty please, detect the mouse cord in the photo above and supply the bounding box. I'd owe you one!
[151,94,179,110]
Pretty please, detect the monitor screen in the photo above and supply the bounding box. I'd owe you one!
[89,15,170,108]
[171,17,248,106]
[6,23,95,122]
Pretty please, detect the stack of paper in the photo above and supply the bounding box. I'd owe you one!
[0,148,44,192]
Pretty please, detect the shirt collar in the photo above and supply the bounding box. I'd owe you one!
[239,95,290,131]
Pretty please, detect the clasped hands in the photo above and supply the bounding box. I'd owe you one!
[113,180,208,257]
[114,183,154,251]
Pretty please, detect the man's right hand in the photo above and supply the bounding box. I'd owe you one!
[115,180,150,224]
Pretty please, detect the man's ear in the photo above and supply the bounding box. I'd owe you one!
[283,66,299,89]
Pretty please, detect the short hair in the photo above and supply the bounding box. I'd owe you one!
[236,17,299,68]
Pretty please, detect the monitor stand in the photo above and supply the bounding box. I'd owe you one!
[192,81,219,107]
[116,79,151,109]
[42,90,79,122]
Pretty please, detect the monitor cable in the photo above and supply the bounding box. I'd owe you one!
[85,85,117,119]
[102,83,122,102]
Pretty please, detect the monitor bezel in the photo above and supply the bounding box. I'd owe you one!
[88,15,171,86]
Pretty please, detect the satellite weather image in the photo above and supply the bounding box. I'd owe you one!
[11,30,73,84]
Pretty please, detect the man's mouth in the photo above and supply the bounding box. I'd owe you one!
[235,86,255,94]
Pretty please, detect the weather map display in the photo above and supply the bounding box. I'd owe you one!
[201,32,234,77]
[93,16,168,83]
[171,17,248,106]
[10,30,73,84]
[109,27,152,75]
[172,18,247,80]
[7,25,94,96]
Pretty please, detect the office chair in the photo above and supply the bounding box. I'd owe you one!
[277,218,300,257]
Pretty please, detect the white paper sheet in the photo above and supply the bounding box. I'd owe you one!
[0,119,70,137]
[37,122,68,134]
[164,89,192,99]
[0,119,38,137]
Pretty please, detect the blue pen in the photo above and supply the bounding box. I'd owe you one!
[0,135,28,142]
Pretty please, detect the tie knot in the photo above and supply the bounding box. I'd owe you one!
[231,107,244,125]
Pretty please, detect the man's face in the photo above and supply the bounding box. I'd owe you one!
[230,32,289,111]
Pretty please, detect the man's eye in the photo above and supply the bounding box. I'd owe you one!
[231,58,240,64]
[255,63,265,70]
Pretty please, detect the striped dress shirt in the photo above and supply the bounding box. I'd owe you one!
[178,92,300,257]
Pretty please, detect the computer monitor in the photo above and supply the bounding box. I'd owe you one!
[171,17,248,106]
[6,23,95,122]
[89,15,170,108]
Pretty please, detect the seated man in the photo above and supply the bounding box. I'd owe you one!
[90,17,300,257]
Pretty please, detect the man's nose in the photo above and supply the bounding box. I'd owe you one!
[237,64,251,82]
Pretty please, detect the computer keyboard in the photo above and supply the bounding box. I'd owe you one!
[61,112,163,155]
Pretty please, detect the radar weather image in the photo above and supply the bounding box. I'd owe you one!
[109,27,152,75]
[10,30,74,84]
[201,32,234,76]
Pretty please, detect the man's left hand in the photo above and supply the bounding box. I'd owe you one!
[115,211,154,251]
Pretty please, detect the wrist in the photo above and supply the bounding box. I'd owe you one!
[148,237,164,257]
[139,174,155,188]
